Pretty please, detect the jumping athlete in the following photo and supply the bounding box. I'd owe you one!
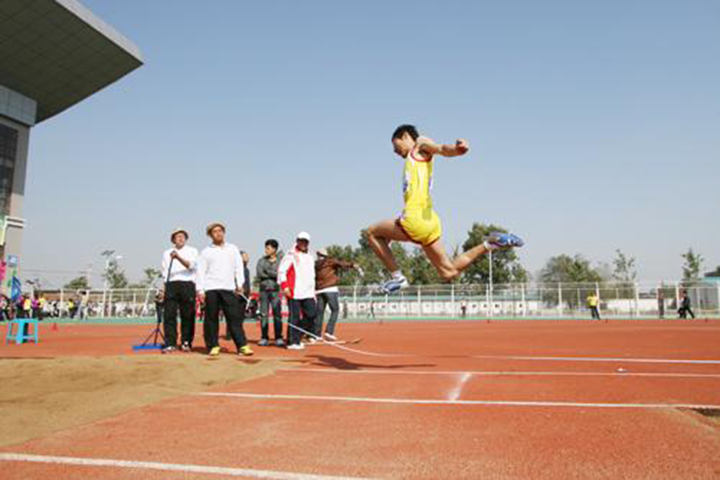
[367,124,524,294]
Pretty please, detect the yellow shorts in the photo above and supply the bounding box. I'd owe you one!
[397,209,443,246]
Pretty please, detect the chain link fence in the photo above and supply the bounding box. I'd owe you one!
[25,280,720,321]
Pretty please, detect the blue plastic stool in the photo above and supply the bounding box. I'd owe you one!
[5,317,40,345]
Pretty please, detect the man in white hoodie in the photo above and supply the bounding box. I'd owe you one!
[278,231,316,350]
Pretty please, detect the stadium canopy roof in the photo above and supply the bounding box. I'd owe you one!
[0,0,143,123]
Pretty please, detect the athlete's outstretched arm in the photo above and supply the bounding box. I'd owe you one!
[417,137,469,158]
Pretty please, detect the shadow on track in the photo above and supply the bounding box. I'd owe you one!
[307,354,435,370]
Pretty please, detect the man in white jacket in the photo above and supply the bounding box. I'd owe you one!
[278,231,316,350]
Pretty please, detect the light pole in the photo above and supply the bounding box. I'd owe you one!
[100,250,122,317]
[488,249,494,318]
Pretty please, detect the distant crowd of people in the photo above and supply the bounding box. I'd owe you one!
[0,293,93,321]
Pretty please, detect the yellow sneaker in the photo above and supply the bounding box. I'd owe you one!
[238,345,254,356]
[208,346,221,357]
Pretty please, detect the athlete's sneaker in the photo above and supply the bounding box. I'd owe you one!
[275,338,285,347]
[208,346,221,357]
[307,337,320,345]
[287,343,305,350]
[486,232,524,250]
[380,276,409,294]
[238,345,254,356]
[180,342,191,352]
[161,346,176,354]
[258,338,270,347]
[323,333,338,342]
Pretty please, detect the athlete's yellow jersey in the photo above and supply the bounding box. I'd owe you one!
[397,149,443,246]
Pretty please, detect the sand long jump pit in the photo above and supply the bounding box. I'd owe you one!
[0,354,283,448]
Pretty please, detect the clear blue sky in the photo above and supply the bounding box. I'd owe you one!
[22,0,720,287]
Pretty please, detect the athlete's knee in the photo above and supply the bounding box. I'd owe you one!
[439,267,460,281]
[367,224,383,240]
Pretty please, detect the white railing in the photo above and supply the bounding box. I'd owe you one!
[24,280,720,321]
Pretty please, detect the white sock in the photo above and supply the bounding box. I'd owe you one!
[391,270,404,280]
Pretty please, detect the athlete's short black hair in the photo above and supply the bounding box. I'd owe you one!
[392,124,419,141]
[265,239,279,250]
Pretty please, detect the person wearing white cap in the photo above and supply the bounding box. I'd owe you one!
[160,228,198,353]
[278,231,317,350]
[196,222,254,357]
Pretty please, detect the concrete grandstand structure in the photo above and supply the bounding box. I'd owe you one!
[0,0,142,294]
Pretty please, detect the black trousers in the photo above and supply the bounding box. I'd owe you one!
[678,306,695,319]
[315,291,340,336]
[590,306,601,320]
[260,290,283,340]
[163,281,196,347]
[288,298,316,345]
[204,290,247,350]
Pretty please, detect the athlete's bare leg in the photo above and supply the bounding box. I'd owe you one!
[423,239,490,281]
[367,219,411,272]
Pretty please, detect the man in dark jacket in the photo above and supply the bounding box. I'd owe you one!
[314,248,356,341]
[678,290,695,319]
[256,239,284,346]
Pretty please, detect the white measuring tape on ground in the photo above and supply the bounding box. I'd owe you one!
[284,321,409,358]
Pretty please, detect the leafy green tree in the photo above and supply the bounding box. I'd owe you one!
[142,267,162,287]
[540,254,602,284]
[612,249,637,283]
[612,249,637,299]
[539,254,602,309]
[405,248,442,285]
[103,259,128,289]
[64,276,90,290]
[681,248,704,285]
[460,223,528,284]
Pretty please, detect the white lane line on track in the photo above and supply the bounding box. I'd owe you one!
[279,368,720,379]
[447,372,472,401]
[197,392,720,409]
[0,453,377,480]
[471,355,720,364]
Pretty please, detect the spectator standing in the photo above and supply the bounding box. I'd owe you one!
[196,222,253,357]
[314,248,356,341]
[678,291,696,319]
[587,292,601,320]
[279,232,317,350]
[23,295,32,318]
[657,290,665,319]
[160,228,199,353]
[256,239,284,347]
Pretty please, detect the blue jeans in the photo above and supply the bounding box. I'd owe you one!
[259,291,283,340]
[315,291,340,336]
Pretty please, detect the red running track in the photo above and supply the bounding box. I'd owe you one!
[1,319,719,479]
